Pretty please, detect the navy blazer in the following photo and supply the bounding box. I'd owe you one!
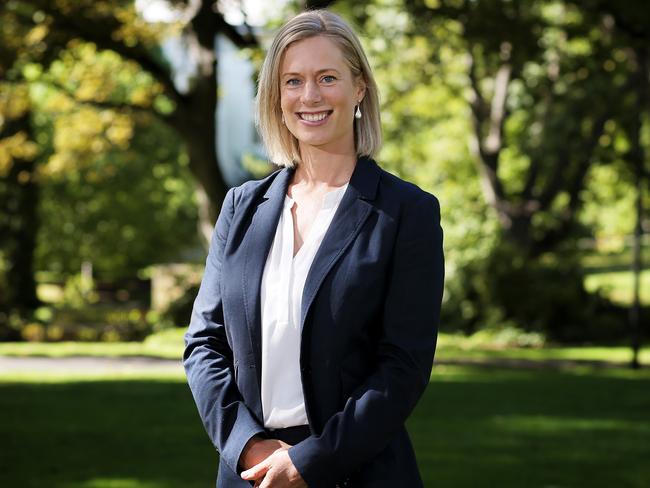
[184,156,444,488]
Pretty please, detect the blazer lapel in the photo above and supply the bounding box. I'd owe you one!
[240,156,381,395]
[300,156,381,332]
[242,166,294,377]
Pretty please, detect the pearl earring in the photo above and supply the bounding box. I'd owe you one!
[354,103,362,120]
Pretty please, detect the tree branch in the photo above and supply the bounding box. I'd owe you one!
[467,47,510,216]
[522,52,560,201]
[485,49,511,153]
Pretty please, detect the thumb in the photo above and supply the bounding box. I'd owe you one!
[241,459,270,481]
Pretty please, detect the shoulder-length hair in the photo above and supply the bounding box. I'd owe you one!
[256,10,382,168]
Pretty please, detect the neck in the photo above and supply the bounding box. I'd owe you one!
[294,145,357,188]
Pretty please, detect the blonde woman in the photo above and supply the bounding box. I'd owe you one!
[184,9,444,488]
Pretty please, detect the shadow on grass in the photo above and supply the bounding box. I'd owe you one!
[2,366,649,487]
[1,379,216,488]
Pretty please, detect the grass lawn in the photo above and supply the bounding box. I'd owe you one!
[2,365,649,487]
[0,328,185,359]
[584,269,650,306]
[1,328,648,367]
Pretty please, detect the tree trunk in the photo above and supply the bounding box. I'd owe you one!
[0,104,39,339]
[172,70,228,246]
[630,155,642,370]
[628,47,647,370]
[167,0,258,246]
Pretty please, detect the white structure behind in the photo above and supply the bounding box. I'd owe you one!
[216,33,264,186]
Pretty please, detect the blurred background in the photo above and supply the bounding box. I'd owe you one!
[1,0,648,486]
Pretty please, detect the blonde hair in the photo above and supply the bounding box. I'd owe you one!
[256,10,382,167]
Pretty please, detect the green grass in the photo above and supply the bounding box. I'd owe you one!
[2,365,649,487]
[437,345,650,364]
[411,365,650,487]
[436,333,650,365]
[2,328,648,367]
[0,328,185,359]
[581,242,650,306]
[584,269,650,306]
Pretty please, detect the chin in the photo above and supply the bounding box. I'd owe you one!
[294,132,335,147]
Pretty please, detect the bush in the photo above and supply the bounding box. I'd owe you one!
[18,305,152,342]
[158,283,200,330]
[441,237,629,343]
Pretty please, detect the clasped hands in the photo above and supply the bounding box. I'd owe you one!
[240,436,307,488]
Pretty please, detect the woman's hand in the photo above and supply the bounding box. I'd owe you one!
[241,448,307,488]
[240,437,291,470]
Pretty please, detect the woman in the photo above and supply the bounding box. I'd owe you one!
[184,9,444,488]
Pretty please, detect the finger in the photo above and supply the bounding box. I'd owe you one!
[258,469,275,488]
[241,460,270,481]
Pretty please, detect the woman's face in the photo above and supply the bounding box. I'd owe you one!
[279,35,365,156]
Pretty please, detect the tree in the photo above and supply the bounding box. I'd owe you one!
[1,7,46,338]
[2,0,256,244]
[402,0,633,258]
[579,0,650,366]
[1,0,251,337]
[323,0,641,339]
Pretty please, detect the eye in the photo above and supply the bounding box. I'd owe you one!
[285,78,301,86]
[321,75,337,83]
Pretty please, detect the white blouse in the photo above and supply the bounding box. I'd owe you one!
[260,182,349,428]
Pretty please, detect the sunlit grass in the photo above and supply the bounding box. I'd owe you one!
[0,328,185,359]
[410,365,650,487]
[584,269,650,306]
[2,365,649,487]
[436,342,650,365]
[2,328,648,368]
[0,369,186,384]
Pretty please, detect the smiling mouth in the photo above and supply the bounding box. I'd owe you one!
[298,110,332,122]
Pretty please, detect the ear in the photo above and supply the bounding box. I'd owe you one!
[355,76,367,103]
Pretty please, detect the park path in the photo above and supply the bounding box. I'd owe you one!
[0,355,639,374]
[0,355,183,374]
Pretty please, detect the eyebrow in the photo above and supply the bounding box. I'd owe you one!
[281,68,342,77]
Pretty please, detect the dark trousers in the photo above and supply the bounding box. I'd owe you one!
[266,424,311,444]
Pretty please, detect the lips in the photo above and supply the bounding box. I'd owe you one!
[298,110,332,122]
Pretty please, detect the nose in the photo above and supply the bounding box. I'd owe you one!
[301,80,322,104]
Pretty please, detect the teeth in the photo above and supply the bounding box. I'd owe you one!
[301,112,329,122]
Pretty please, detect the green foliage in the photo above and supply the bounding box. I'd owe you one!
[25,43,200,281]
[60,272,98,309]
[159,283,200,330]
[1,1,201,340]
[329,0,649,341]
[34,113,199,281]
[484,240,628,341]
[1,0,648,343]
[18,305,152,342]
[446,324,548,349]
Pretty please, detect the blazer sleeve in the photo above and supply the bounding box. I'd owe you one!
[288,193,445,487]
[183,187,265,474]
